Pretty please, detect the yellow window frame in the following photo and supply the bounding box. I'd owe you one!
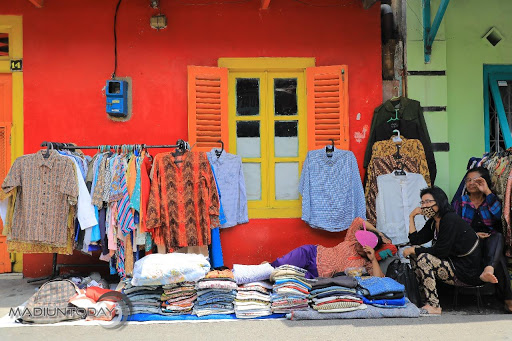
[0,15,23,273]
[220,58,315,219]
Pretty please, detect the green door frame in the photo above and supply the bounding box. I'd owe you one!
[484,65,512,152]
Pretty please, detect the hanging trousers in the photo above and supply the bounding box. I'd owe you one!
[411,253,456,308]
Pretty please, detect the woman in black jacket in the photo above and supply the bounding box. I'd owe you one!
[403,186,483,315]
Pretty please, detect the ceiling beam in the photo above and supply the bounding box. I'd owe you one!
[261,0,271,10]
[28,0,44,8]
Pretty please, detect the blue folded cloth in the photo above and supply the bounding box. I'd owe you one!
[361,296,406,307]
[355,276,405,296]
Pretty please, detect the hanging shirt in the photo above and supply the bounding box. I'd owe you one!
[363,97,436,183]
[146,151,220,252]
[375,172,427,245]
[299,148,366,232]
[366,137,431,188]
[59,153,98,230]
[365,155,420,225]
[139,154,152,233]
[207,149,248,228]
[1,150,79,246]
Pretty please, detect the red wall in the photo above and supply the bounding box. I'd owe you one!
[2,0,382,278]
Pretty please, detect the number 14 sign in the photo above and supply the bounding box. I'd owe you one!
[10,59,22,72]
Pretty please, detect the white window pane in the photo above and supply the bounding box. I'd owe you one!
[237,121,260,158]
[275,121,298,157]
[242,163,261,201]
[275,162,299,200]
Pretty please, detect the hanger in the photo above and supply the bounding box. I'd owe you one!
[43,142,53,159]
[325,139,335,158]
[392,131,402,160]
[173,139,187,164]
[392,129,402,143]
[394,161,406,176]
[390,86,401,101]
[215,140,224,158]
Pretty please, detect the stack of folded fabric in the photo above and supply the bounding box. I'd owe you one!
[234,281,273,318]
[122,283,165,315]
[160,281,197,315]
[193,269,238,317]
[270,265,311,313]
[309,276,366,313]
[356,276,406,308]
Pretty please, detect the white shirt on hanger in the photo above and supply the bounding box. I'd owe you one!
[376,172,427,245]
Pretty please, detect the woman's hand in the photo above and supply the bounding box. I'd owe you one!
[474,177,491,196]
[402,247,416,258]
[362,221,391,244]
[476,232,491,239]
[410,207,422,218]
[363,246,376,261]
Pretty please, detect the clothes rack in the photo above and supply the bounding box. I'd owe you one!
[27,140,189,283]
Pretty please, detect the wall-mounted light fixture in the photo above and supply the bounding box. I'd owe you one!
[149,0,167,30]
[150,14,167,30]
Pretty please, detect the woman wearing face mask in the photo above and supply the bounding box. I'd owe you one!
[453,167,512,312]
[402,186,482,315]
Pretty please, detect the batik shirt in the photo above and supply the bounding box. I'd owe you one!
[146,151,220,252]
[2,150,79,246]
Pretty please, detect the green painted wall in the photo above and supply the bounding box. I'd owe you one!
[407,0,512,198]
[407,0,449,193]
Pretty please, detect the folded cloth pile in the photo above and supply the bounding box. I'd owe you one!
[309,276,366,313]
[234,281,273,318]
[270,265,311,313]
[355,276,406,308]
[161,281,197,315]
[123,283,165,315]
[193,270,238,317]
[233,263,275,285]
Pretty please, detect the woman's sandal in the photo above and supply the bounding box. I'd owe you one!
[419,308,441,317]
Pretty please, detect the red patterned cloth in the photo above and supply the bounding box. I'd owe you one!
[146,151,219,252]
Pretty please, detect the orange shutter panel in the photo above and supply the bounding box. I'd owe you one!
[306,65,349,150]
[188,66,229,152]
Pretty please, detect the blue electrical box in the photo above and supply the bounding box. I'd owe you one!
[106,80,128,117]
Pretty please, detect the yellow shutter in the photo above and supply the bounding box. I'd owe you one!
[306,65,349,150]
[188,66,229,152]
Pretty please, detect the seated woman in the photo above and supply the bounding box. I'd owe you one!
[453,167,512,311]
[403,186,483,315]
[270,217,395,279]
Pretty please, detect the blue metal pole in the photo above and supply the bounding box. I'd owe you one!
[428,0,451,46]
[489,74,512,148]
[483,68,490,152]
[423,0,431,63]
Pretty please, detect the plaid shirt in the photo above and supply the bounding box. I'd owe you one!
[454,193,502,231]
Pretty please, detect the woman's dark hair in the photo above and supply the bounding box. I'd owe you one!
[420,186,454,217]
[465,167,493,192]
[368,230,384,250]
